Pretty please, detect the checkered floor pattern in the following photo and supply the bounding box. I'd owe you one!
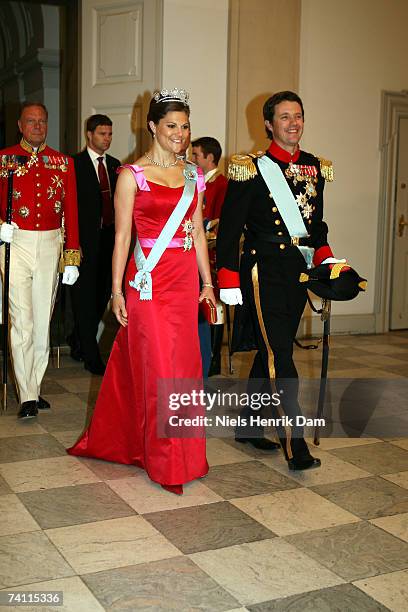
[0,331,407,611]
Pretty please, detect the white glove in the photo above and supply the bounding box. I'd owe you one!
[321,257,346,265]
[62,265,79,285]
[220,288,243,305]
[0,222,19,243]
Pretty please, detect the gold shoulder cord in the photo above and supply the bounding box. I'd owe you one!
[58,216,66,273]
[317,157,334,182]
[227,154,258,182]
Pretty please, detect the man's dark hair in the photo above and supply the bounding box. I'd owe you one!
[263,91,304,140]
[86,114,113,132]
[191,136,222,165]
[19,101,48,119]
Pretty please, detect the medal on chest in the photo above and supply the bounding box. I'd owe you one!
[42,155,68,172]
[285,162,318,220]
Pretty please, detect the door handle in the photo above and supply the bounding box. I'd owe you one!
[398,214,408,237]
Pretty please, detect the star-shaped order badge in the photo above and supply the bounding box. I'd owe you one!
[296,193,307,207]
[182,218,194,251]
[47,186,56,199]
[302,202,313,219]
[51,175,64,189]
[305,181,317,197]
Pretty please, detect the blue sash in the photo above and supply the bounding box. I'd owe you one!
[129,164,198,300]
[257,155,314,267]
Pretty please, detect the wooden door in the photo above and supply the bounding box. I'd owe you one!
[81,0,163,162]
[390,116,408,329]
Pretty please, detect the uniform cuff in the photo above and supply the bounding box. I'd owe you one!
[217,268,240,288]
[313,246,333,267]
[64,249,81,266]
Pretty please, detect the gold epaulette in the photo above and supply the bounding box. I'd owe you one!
[227,154,258,182]
[318,157,334,182]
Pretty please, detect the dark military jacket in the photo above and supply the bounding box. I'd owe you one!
[217,140,333,288]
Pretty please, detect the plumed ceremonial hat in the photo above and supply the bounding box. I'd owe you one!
[299,263,367,301]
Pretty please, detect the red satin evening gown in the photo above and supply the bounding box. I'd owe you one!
[68,165,209,492]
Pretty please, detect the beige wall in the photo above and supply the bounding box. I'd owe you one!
[162,0,229,162]
[227,0,300,154]
[300,0,408,322]
[162,0,301,163]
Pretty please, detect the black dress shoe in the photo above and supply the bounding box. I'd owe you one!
[37,396,51,410]
[18,401,38,420]
[208,355,221,377]
[66,333,83,362]
[279,436,322,471]
[84,361,106,376]
[288,456,321,471]
[235,437,280,450]
[70,347,83,362]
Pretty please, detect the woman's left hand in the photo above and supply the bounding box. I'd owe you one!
[199,285,216,306]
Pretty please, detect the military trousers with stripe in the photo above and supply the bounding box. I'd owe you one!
[235,244,310,459]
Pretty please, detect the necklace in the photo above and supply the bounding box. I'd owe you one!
[144,152,178,168]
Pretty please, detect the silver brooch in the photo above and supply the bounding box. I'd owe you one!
[183,167,197,181]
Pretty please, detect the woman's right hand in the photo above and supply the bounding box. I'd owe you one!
[112,294,128,327]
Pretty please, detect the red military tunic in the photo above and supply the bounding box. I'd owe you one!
[203,171,228,293]
[0,140,80,265]
[203,171,228,223]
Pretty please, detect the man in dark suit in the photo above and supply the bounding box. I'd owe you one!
[68,114,120,374]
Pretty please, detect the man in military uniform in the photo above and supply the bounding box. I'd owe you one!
[217,90,344,470]
[0,102,80,419]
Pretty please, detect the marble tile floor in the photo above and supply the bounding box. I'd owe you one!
[0,331,407,610]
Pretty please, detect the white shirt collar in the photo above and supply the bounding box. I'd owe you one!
[87,146,105,162]
[204,167,218,183]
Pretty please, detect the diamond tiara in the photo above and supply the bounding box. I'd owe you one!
[153,88,189,105]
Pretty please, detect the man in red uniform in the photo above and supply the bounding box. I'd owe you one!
[0,102,80,419]
[192,137,228,375]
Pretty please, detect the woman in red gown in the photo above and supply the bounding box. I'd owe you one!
[68,89,215,494]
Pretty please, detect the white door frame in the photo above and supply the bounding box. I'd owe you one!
[80,0,163,162]
[375,90,408,333]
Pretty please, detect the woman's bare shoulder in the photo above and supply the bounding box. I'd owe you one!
[133,154,148,168]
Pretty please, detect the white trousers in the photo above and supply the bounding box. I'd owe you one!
[0,229,60,403]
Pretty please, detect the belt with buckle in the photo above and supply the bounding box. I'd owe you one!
[249,231,311,247]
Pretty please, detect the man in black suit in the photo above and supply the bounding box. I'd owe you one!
[68,114,120,374]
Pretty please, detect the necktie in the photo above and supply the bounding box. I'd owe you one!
[97,156,114,226]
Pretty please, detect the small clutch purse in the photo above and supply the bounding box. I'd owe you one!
[200,298,218,324]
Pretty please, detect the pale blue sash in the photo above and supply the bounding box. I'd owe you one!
[129,164,198,300]
[257,155,314,267]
